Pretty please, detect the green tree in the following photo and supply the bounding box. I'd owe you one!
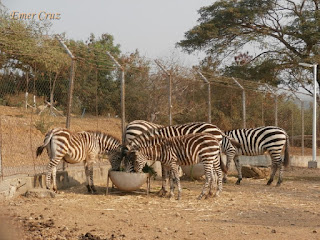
[177,0,320,93]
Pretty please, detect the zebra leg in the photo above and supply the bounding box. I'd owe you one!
[206,169,217,198]
[234,156,242,185]
[158,164,169,197]
[46,159,60,192]
[276,162,284,186]
[170,164,182,200]
[52,166,58,192]
[267,163,278,185]
[84,163,97,193]
[46,165,52,191]
[197,164,212,200]
[223,154,235,183]
[223,161,230,183]
[214,167,223,197]
[169,169,175,199]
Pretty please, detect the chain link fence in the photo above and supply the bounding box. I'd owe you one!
[0,37,319,179]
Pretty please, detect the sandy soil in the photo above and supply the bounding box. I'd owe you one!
[1,167,320,240]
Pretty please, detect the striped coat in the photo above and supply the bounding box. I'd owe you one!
[126,132,227,200]
[36,128,122,192]
[124,120,240,196]
[221,126,290,185]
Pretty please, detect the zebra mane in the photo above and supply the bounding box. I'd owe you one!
[128,130,167,150]
[86,130,120,142]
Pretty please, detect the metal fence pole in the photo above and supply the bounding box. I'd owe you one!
[155,60,172,125]
[299,62,318,167]
[232,77,246,128]
[106,51,126,144]
[0,116,2,179]
[57,37,75,170]
[265,84,278,126]
[57,37,75,129]
[301,100,305,156]
[197,71,211,123]
[291,90,305,156]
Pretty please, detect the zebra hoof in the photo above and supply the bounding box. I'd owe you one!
[197,194,204,200]
[169,195,175,200]
[266,180,273,186]
[158,189,167,197]
[91,186,97,193]
[86,185,97,194]
[236,179,241,185]
[222,178,227,184]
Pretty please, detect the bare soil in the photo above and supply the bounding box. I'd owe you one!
[0,105,320,239]
[1,167,320,240]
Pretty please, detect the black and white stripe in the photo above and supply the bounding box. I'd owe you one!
[221,126,290,185]
[125,133,227,200]
[124,120,240,196]
[124,120,164,145]
[36,128,122,193]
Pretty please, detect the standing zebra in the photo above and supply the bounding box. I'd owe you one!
[123,120,240,196]
[36,128,122,193]
[125,133,227,200]
[221,126,290,186]
[124,120,164,145]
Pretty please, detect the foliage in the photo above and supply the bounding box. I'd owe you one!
[177,0,320,94]
[34,115,54,134]
[0,3,315,139]
[142,163,157,179]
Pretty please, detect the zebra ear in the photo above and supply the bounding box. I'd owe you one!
[122,146,129,155]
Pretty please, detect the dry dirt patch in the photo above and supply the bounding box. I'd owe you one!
[1,167,320,240]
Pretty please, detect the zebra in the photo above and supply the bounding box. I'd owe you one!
[221,126,290,186]
[125,132,227,200]
[123,120,240,196]
[124,120,164,145]
[36,128,122,193]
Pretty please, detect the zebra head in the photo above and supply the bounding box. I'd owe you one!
[124,147,147,173]
[108,147,123,171]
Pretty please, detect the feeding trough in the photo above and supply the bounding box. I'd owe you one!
[106,170,150,194]
[181,163,205,180]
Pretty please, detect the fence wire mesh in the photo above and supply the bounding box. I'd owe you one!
[0,31,319,179]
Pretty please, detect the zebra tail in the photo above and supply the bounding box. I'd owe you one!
[36,129,54,157]
[229,138,241,149]
[284,135,290,167]
[219,154,228,174]
[221,132,241,149]
[36,146,45,157]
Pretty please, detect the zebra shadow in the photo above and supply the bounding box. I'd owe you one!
[105,186,150,196]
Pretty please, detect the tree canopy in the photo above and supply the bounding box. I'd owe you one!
[177,0,320,92]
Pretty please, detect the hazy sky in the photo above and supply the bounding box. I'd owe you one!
[3,0,214,66]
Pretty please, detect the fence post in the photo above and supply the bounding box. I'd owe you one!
[57,37,75,171]
[232,77,246,128]
[155,60,172,125]
[57,37,75,129]
[265,84,278,126]
[106,51,126,144]
[291,90,305,156]
[0,116,2,179]
[197,71,211,123]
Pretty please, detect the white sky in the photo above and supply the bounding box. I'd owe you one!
[2,0,214,66]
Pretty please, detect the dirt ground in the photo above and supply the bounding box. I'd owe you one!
[0,167,320,240]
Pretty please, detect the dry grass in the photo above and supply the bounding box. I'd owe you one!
[0,105,316,173]
[0,105,122,169]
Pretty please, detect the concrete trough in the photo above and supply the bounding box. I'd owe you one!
[181,163,205,180]
[108,170,149,192]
